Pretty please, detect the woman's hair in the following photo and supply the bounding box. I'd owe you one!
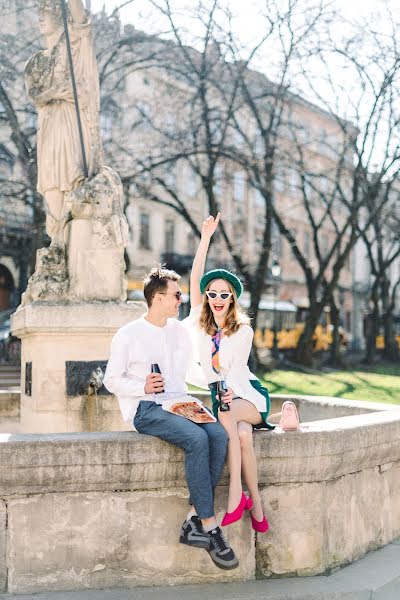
[199,279,250,336]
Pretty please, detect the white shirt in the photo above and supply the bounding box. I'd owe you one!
[104,316,194,428]
[182,304,267,413]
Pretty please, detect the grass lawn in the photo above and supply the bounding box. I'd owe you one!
[260,364,400,404]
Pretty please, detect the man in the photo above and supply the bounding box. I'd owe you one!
[104,266,238,570]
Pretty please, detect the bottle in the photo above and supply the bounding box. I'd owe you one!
[217,379,230,412]
[151,363,164,394]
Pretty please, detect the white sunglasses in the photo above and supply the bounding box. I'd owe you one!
[205,291,233,300]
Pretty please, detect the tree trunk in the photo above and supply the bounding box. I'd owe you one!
[364,285,379,364]
[249,291,263,371]
[295,304,321,366]
[329,295,343,367]
[381,277,400,362]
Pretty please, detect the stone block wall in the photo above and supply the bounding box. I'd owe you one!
[0,399,400,594]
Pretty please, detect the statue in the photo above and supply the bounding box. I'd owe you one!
[21,0,128,304]
[25,0,103,248]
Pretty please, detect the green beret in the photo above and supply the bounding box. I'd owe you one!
[200,269,243,298]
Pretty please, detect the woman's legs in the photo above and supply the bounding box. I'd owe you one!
[218,410,242,512]
[237,421,263,521]
[218,398,262,513]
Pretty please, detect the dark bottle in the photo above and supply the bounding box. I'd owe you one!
[151,363,164,394]
[217,379,230,412]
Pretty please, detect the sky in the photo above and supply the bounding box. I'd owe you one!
[90,0,392,30]
[88,0,400,165]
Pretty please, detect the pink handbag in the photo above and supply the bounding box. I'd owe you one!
[279,401,300,431]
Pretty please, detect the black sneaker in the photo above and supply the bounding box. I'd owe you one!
[179,516,210,549]
[206,527,239,570]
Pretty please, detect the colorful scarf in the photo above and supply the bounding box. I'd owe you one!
[211,327,224,374]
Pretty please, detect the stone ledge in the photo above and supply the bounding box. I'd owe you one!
[11,301,146,336]
[1,408,400,496]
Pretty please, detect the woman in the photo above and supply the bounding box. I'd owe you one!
[186,213,271,533]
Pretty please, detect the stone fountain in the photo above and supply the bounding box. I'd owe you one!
[11,0,143,433]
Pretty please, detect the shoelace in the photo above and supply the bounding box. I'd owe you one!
[209,528,229,552]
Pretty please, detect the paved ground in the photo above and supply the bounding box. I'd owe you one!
[1,539,399,600]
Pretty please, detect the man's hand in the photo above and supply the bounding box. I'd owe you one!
[201,212,220,240]
[144,372,164,394]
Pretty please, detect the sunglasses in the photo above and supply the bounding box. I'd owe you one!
[206,291,233,301]
[159,291,183,300]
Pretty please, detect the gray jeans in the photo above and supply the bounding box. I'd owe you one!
[134,401,228,519]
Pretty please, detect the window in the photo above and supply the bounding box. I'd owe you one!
[274,164,285,193]
[304,230,311,259]
[233,172,245,202]
[272,233,282,258]
[254,132,264,157]
[232,129,244,149]
[187,167,197,197]
[100,112,113,141]
[187,231,196,254]
[164,219,175,253]
[27,104,37,130]
[164,164,176,189]
[320,176,329,196]
[139,213,151,249]
[254,188,264,207]
[0,144,14,178]
[298,126,310,146]
[164,113,176,136]
[288,168,298,195]
[213,164,223,197]
[320,232,329,257]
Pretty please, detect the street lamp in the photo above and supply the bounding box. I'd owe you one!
[271,255,281,359]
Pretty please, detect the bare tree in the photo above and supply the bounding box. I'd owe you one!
[362,188,400,362]
[0,3,47,275]
[260,6,400,365]
[99,0,327,364]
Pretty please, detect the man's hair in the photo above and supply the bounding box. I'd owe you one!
[143,265,180,307]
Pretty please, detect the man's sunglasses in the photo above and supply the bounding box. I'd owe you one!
[205,291,233,301]
[158,291,183,300]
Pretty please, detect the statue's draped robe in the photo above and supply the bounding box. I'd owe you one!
[25,17,102,195]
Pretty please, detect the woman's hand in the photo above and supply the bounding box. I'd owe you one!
[190,212,220,308]
[220,387,234,404]
[201,213,220,240]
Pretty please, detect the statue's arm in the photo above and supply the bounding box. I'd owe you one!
[68,0,87,24]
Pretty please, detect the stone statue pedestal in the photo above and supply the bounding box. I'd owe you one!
[11,301,145,433]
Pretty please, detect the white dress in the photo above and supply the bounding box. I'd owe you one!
[183,304,268,413]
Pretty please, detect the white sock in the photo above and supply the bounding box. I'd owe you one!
[203,520,218,532]
[186,508,197,521]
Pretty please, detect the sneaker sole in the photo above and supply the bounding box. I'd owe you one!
[179,536,210,549]
[208,553,240,570]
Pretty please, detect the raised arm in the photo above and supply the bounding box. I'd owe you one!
[190,213,220,308]
[69,0,87,24]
